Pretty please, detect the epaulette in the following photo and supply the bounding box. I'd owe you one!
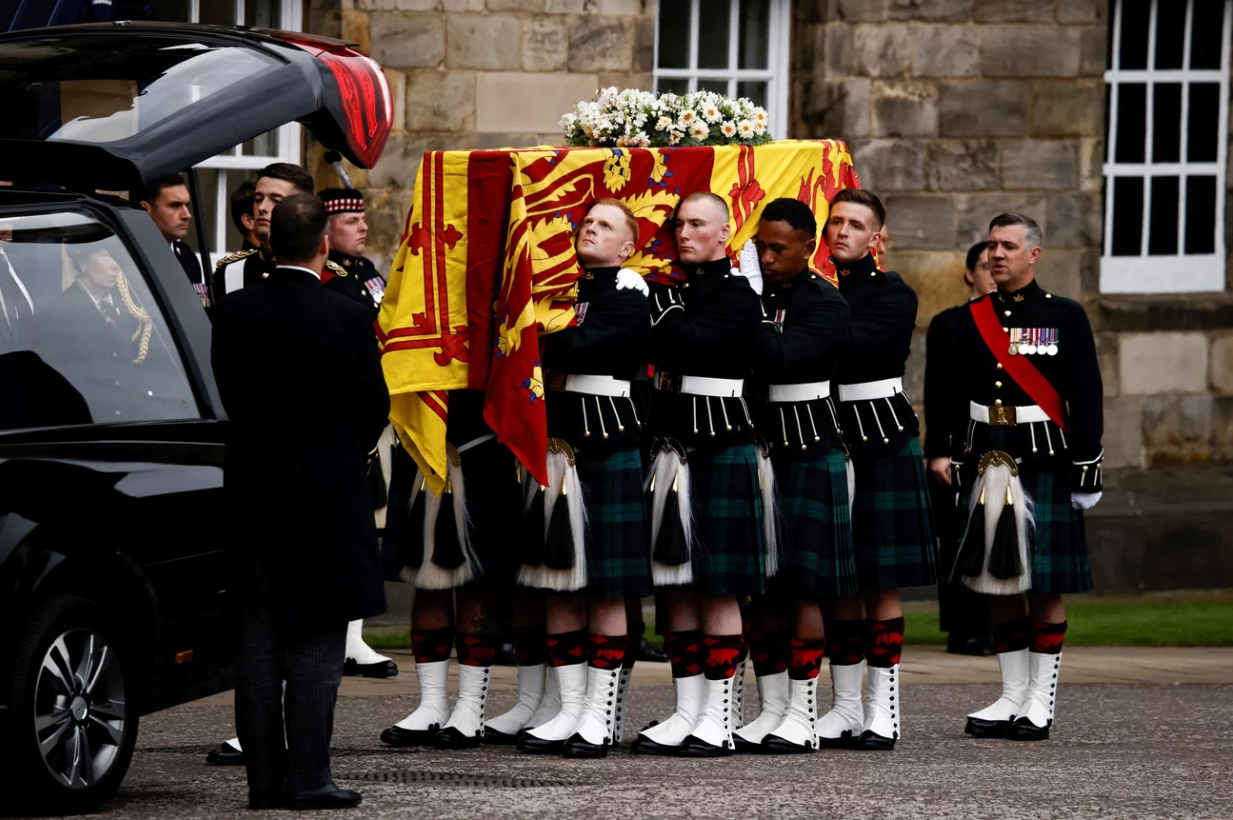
[326,260,348,277]
[213,247,257,272]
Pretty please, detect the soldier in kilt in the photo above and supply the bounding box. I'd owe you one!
[734,199,857,754]
[515,199,653,759]
[629,192,766,758]
[378,388,524,749]
[825,188,936,751]
[946,213,1102,742]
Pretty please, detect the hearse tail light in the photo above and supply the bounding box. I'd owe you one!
[272,32,393,169]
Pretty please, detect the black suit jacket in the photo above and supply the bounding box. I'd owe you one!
[211,267,390,630]
[173,240,202,286]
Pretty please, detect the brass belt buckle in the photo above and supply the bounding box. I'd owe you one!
[988,404,1017,426]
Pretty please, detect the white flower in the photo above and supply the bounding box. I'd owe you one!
[629,130,651,147]
[655,116,674,132]
[702,104,722,123]
[737,119,755,138]
[720,120,737,138]
[678,109,697,126]
[560,113,578,132]
[668,129,683,146]
[689,122,709,140]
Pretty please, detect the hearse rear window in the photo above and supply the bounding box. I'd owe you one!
[0,36,279,145]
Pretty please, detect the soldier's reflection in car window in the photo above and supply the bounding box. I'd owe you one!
[0,211,199,431]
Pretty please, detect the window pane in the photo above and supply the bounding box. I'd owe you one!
[1189,0,1226,69]
[738,0,770,70]
[198,0,235,25]
[697,0,732,70]
[1184,175,1217,254]
[697,78,730,95]
[152,0,191,22]
[242,129,280,158]
[245,0,282,28]
[1154,0,1185,69]
[1110,176,1144,256]
[1147,176,1179,255]
[1186,83,1220,162]
[737,80,767,108]
[0,211,199,430]
[1152,83,1182,162]
[656,77,690,95]
[1114,83,1146,163]
[1118,0,1150,69]
[657,0,691,69]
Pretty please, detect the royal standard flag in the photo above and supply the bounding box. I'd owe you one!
[378,140,861,492]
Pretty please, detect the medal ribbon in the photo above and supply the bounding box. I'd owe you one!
[970,298,1070,432]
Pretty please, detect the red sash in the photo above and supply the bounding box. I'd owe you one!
[970,297,1070,432]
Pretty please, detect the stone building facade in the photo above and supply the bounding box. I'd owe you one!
[307,0,1233,477]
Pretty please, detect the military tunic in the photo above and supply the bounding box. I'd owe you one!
[835,252,936,589]
[647,256,767,596]
[325,250,386,317]
[213,247,277,301]
[751,267,857,598]
[946,278,1102,593]
[527,265,652,598]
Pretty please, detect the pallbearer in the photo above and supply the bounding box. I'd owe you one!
[515,198,652,759]
[950,213,1102,741]
[824,189,936,751]
[737,198,855,754]
[630,192,766,758]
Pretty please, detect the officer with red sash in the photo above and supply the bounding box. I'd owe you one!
[947,212,1103,741]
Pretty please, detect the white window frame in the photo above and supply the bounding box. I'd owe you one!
[652,0,791,140]
[183,0,303,265]
[1101,0,1232,294]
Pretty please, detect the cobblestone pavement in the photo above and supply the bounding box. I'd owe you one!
[19,647,1233,820]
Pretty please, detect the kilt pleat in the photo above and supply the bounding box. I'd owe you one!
[955,430,1092,594]
[682,442,766,597]
[772,447,859,598]
[575,446,652,598]
[850,438,938,589]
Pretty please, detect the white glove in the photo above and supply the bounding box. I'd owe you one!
[615,267,649,296]
[1071,491,1102,510]
[735,239,763,295]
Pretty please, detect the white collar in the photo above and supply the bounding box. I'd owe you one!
[279,265,322,281]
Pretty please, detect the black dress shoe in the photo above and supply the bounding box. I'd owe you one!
[434,727,482,749]
[1006,717,1050,741]
[815,731,859,749]
[856,730,896,750]
[284,787,363,811]
[481,727,520,745]
[628,735,678,756]
[965,716,1013,738]
[562,733,609,759]
[206,741,245,766]
[380,724,440,747]
[676,735,734,758]
[636,637,668,664]
[516,733,566,755]
[343,658,399,678]
[732,734,763,754]
[248,793,283,810]
[761,735,814,755]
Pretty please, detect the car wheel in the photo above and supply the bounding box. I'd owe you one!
[2,595,138,816]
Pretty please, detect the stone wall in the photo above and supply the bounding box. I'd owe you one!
[792,0,1233,471]
[307,0,655,272]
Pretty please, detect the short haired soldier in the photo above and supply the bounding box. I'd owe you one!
[137,173,201,290]
[213,163,314,300]
[230,180,260,252]
[950,213,1103,742]
[736,198,854,754]
[319,188,386,316]
[823,188,937,751]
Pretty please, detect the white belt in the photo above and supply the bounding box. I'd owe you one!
[768,381,830,403]
[838,377,903,403]
[679,376,743,398]
[562,374,631,398]
[969,400,1049,425]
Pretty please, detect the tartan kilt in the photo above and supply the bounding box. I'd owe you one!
[381,437,522,588]
[771,446,859,598]
[683,442,766,597]
[850,438,938,589]
[575,446,652,598]
[955,431,1092,594]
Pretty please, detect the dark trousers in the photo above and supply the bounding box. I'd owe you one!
[931,474,990,636]
[235,564,347,796]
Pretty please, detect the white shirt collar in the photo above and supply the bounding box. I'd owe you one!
[279,265,322,281]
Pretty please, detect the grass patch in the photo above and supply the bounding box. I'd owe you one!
[365,594,1233,650]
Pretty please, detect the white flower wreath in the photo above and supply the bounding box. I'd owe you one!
[561,87,771,148]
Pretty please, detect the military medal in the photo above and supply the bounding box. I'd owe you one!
[1008,327,1019,356]
[1021,327,1036,356]
[1034,328,1046,356]
[773,308,787,333]
[1046,327,1059,356]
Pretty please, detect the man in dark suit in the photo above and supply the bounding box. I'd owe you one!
[211,193,390,810]
[136,173,202,289]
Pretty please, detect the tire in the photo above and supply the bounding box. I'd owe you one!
[1,595,139,816]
